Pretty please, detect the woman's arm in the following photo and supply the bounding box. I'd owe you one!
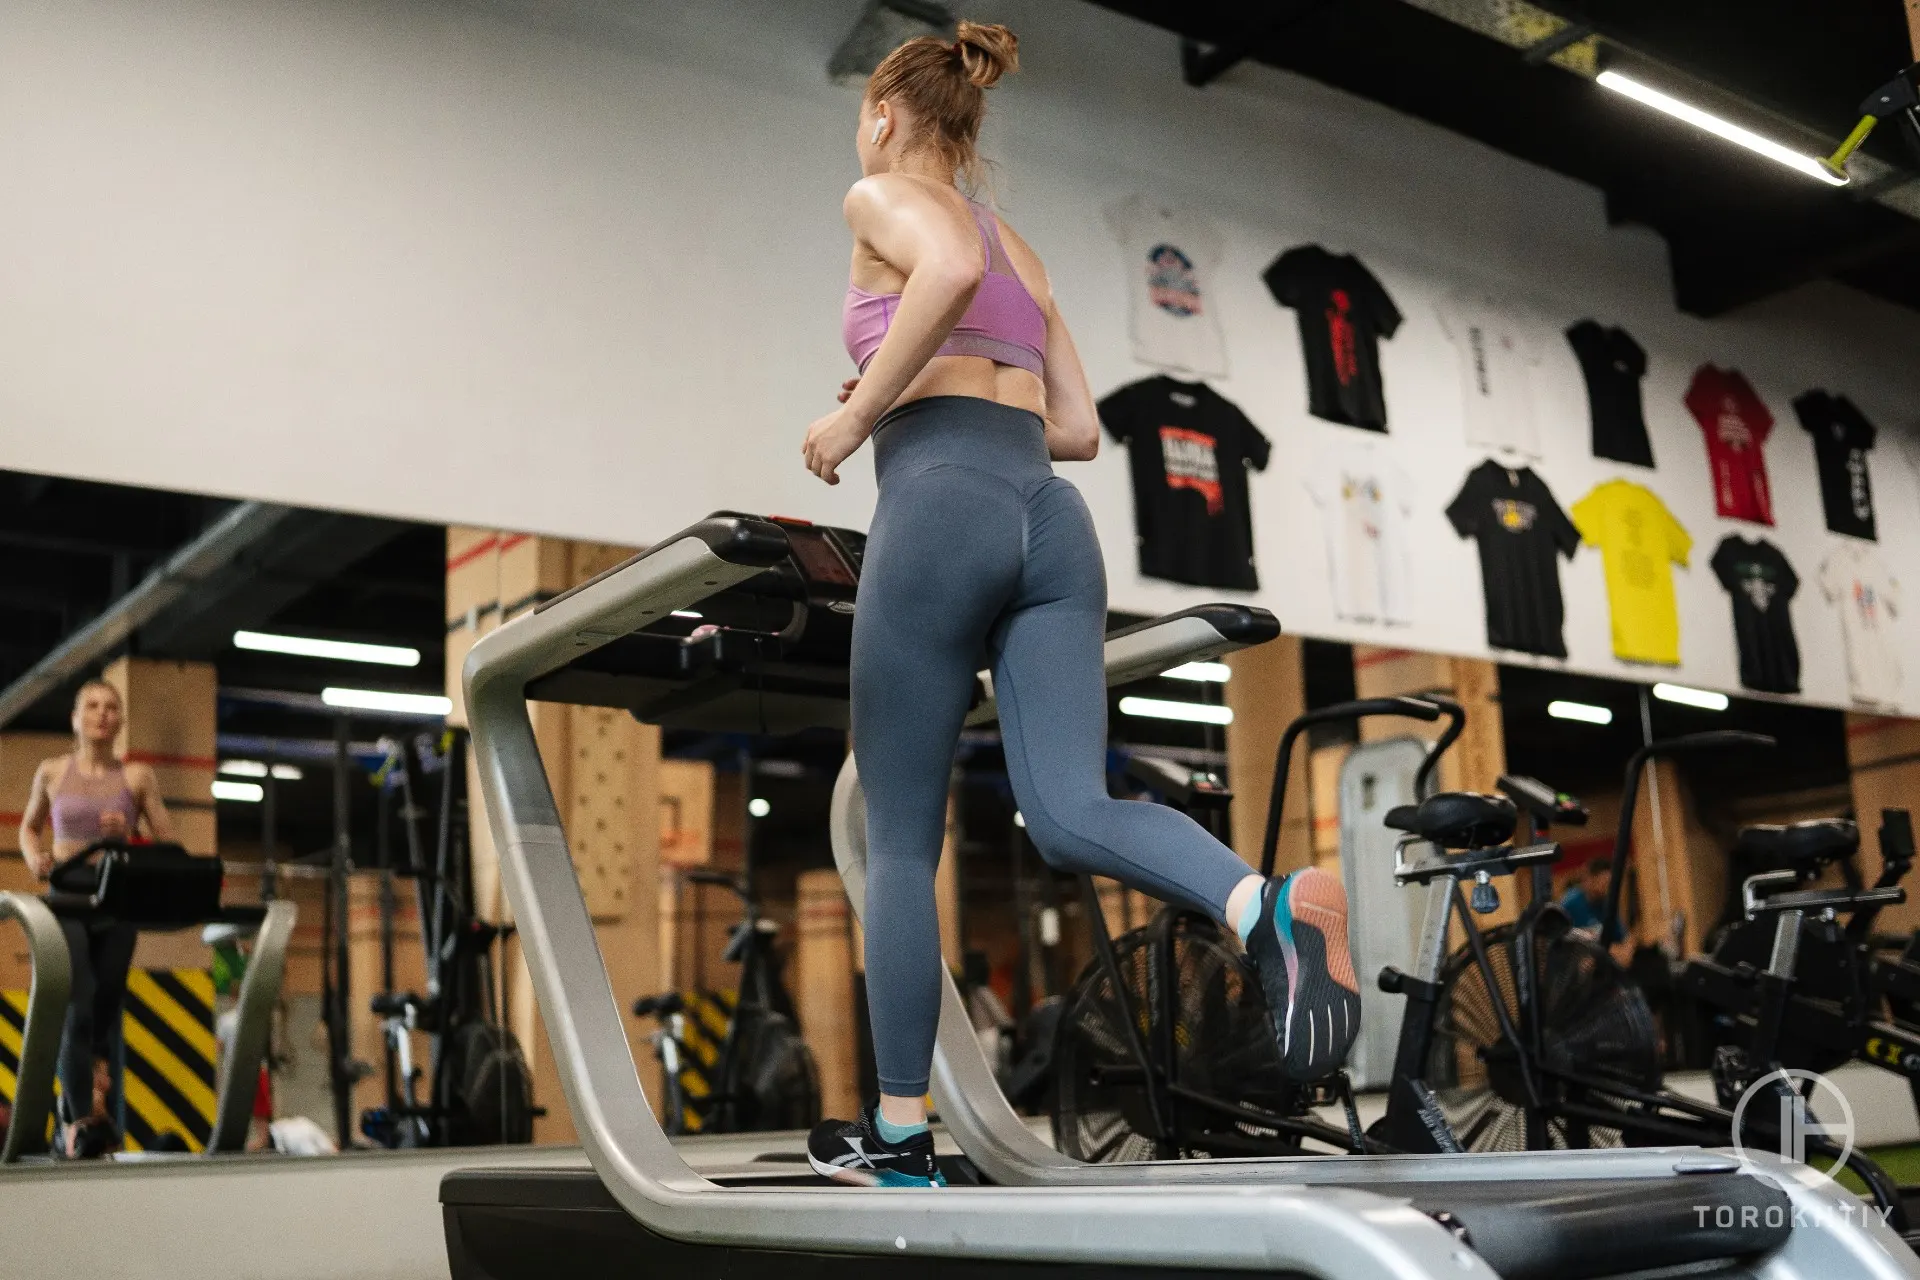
[1039,299,1099,462]
[19,762,54,880]
[130,765,176,842]
[803,177,984,484]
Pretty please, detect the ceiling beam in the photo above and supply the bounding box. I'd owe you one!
[1180,0,1336,88]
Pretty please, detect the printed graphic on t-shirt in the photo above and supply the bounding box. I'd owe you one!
[1794,390,1878,541]
[1684,366,1774,525]
[1438,292,1540,457]
[1306,448,1415,625]
[1264,245,1402,432]
[1160,426,1222,514]
[1446,462,1579,658]
[1572,480,1691,666]
[1106,197,1228,377]
[1820,542,1902,706]
[1100,376,1269,590]
[1147,245,1203,317]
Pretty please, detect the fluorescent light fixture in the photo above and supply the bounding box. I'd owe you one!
[1596,70,1847,187]
[1548,699,1614,726]
[219,760,302,781]
[234,630,421,667]
[747,797,771,818]
[1162,661,1232,683]
[211,779,264,803]
[320,687,453,717]
[1118,696,1234,726]
[1653,682,1729,711]
[670,610,703,619]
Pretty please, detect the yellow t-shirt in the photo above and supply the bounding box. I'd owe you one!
[1571,480,1691,665]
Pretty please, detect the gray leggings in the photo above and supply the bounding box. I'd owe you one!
[852,396,1255,1097]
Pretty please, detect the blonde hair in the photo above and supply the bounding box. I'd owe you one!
[866,20,1019,191]
[73,679,121,712]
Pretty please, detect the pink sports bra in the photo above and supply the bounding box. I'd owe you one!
[50,755,137,846]
[843,197,1047,378]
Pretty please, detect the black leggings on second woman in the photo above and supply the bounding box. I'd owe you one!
[56,918,137,1123]
[851,396,1257,1098]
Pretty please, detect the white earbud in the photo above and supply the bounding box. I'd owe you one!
[871,120,886,144]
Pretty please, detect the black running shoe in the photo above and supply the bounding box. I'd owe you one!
[1241,867,1361,1081]
[807,1106,945,1187]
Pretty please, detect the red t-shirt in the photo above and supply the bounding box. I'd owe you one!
[1685,366,1774,525]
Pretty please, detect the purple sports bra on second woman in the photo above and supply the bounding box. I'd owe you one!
[50,756,137,846]
[843,196,1047,377]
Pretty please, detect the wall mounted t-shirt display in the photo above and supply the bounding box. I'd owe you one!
[1709,536,1801,694]
[1684,365,1774,526]
[1437,290,1541,458]
[1571,480,1691,667]
[1445,461,1578,658]
[1098,375,1270,591]
[1819,540,1902,707]
[1304,444,1415,625]
[1794,390,1877,541]
[1263,245,1402,432]
[1566,320,1653,467]
[1104,196,1228,377]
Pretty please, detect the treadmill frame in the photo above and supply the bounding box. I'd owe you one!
[462,516,1503,1279]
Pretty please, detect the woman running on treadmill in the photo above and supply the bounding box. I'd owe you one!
[18,679,176,1156]
[802,22,1359,1188]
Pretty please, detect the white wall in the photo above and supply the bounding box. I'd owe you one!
[2,0,1917,712]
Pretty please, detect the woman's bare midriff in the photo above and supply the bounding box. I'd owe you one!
[891,354,1044,416]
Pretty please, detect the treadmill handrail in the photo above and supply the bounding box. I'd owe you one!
[205,899,297,1153]
[0,892,70,1163]
[462,521,1501,1279]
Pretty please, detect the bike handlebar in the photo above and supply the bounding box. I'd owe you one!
[1602,731,1777,943]
[1259,695,1463,878]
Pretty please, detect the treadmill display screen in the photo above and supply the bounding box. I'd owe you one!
[784,527,857,589]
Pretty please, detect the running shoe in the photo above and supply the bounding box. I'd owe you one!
[807,1106,945,1187]
[1242,867,1360,1081]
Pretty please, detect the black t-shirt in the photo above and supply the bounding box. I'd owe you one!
[1566,320,1653,467]
[1445,461,1580,658]
[1709,536,1800,694]
[1099,376,1271,591]
[1794,390,1877,540]
[1263,245,1402,431]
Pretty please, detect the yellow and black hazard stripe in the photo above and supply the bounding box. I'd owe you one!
[670,988,736,1133]
[121,969,218,1152]
[0,969,218,1153]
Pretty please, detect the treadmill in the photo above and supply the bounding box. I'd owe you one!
[444,512,1915,1280]
[0,861,295,1161]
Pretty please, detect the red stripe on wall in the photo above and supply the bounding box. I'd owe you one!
[1352,648,1419,670]
[123,751,217,769]
[497,533,529,554]
[444,535,501,572]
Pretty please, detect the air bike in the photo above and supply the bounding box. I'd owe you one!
[444,511,1913,1280]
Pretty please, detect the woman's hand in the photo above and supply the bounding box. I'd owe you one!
[802,406,872,486]
[97,810,128,840]
[23,849,52,882]
[837,377,860,404]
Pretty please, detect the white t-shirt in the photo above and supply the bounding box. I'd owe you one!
[1104,196,1228,378]
[1305,445,1416,624]
[1819,540,1903,706]
[1436,291,1541,457]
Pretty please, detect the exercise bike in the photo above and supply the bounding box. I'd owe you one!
[1050,694,1466,1162]
[632,863,819,1136]
[359,730,536,1149]
[1409,732,1907,1225]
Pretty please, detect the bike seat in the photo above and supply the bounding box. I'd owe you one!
[1384,792,1517,850]
[1735,819,1858,866]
